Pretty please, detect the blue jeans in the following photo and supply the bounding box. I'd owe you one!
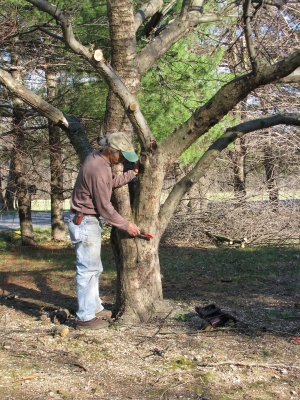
[68,214,104,321]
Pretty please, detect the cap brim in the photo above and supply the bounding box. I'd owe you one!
[121,151,139,162]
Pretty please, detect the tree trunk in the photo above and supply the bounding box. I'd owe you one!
[4,160,16,210]
[263,141,279,213]
[46,67,65,241]
[104,0,166,323]
[230,137,247,202]
[11,44,35,245]
[189,176,209,212]
[0,167,4,209]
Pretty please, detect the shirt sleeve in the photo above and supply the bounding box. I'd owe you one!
[112,170,136,188]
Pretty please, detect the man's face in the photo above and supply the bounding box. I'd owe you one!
[110,149,126,165]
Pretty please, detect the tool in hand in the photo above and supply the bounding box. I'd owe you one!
[138,230,154,241]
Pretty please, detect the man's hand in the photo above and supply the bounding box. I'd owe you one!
[133,161,139,176]
[127,223,140,237]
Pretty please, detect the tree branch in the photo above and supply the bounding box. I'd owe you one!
[160,49,300,170]
[0,68,92,162]
[138,5,219,77]
[243,0,258,74]
[159,113,300,232]
[38,25,64,41]
[134,0,164,31]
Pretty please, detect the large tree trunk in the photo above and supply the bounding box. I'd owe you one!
[11,44,35,245]
[105,0,165,323]
[46,67,66,241]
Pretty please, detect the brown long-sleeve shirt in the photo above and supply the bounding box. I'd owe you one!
[71,151,135,230]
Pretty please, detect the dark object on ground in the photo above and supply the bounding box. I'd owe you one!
[195,304,221,318]
[49,308,71,324]
[195,304,237,328]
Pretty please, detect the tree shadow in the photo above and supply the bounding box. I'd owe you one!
[0,244,116,318]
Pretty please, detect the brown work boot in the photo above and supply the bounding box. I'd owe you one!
[96,309,112,319]
[76,317,109,330]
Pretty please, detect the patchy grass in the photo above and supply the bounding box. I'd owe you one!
[0,230,299,399]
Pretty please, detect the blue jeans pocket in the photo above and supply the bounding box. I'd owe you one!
[68,220,82,244]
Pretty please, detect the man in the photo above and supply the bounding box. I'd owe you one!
[69,132,140,330]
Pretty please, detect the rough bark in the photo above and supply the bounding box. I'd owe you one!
[263,141,279,212]
[46,67,65,241]
[10,48,35,246]
[104,0,165,323]
[230,137,247,202]
[4,160,16,210]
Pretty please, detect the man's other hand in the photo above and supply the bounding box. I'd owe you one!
[133,161,139,176]
[127,223,140,237]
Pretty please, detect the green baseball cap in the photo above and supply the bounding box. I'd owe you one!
[99,132,138,162]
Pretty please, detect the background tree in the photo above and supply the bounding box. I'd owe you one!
[0,0,299,322]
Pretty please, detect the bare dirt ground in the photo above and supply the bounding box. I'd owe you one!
[0,241,300,400]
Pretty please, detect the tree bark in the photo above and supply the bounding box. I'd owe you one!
[46,67,66,241]
[4,160,16,210]
[104,0,165,323]
[11,44,35,245]
[263,139,279,213]
[230,137,247,202]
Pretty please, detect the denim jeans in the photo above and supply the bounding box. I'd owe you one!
[68,214,104,321]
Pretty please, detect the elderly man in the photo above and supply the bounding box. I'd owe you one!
[69,132,140,330]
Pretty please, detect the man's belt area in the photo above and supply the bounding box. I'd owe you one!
[71,209,100,225]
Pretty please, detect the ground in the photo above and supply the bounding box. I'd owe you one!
[0,239,299,399]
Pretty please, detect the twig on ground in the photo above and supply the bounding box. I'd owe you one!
[197,361,300,370]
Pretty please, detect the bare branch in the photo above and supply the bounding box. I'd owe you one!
[38,25,64,41]
[134,0,164,31]
[243,0,258,74]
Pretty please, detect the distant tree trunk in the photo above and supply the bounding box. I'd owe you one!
[189,175,209,212]
[4,160,16,210]
[46,67,65,241]
[11,44,35,245]
[230,137,247,202]
[263,137,279,212]
[0,167,4,208]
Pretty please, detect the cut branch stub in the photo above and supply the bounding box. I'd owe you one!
[129,102,138,112]
[93,49,104,62]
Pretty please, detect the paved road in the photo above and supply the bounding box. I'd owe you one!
[0,211,70,231]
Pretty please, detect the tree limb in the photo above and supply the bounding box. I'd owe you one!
[138,6,219,77]
[160,49,300,169]
[159,113,300,232]
[0,68,92,162]
[243,0,258,74]
[134,0,164,31]
[38,25,64,41]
